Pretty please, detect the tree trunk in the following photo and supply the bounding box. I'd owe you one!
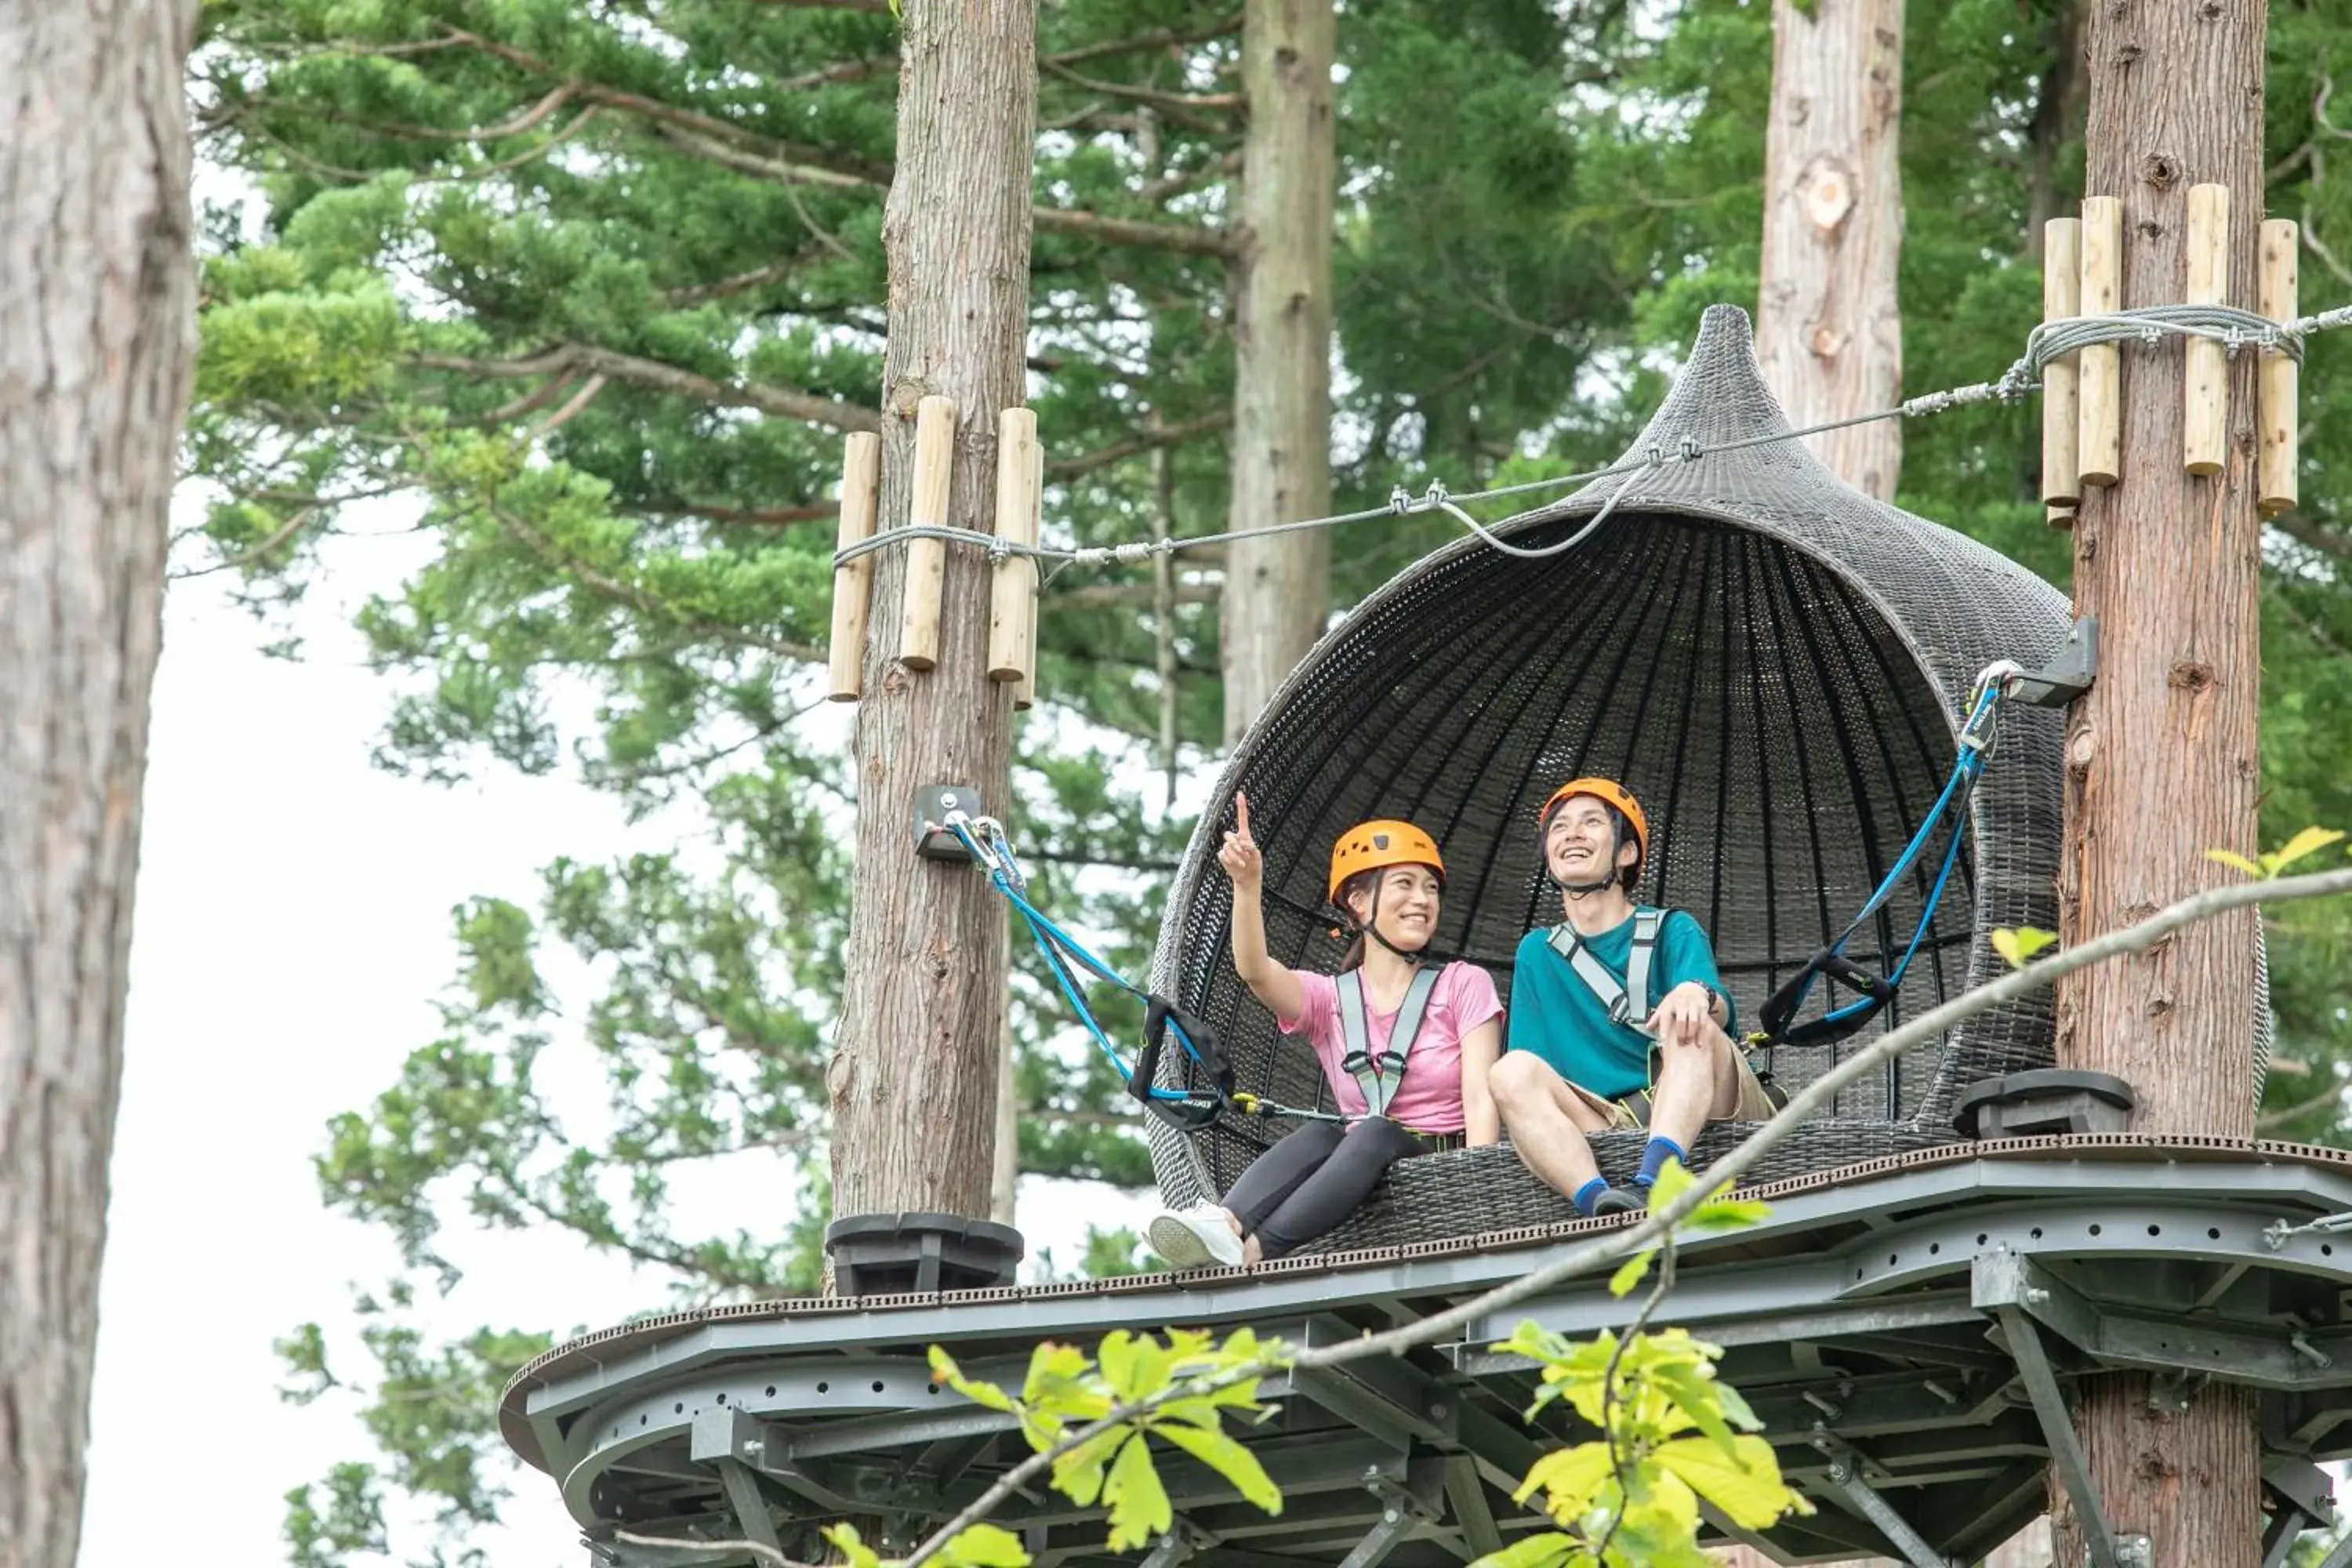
[990,1003,1018,1225]
[1748,9,1904,1565]
[1755,0,1904,501]
[2053,2,2267,1565]
[0,4,197,1565]
[828,0,1035,1222]
[1218,0,1334,748]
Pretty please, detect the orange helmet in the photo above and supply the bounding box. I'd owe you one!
[1328,819,1446,902]
[1539,778,1650,866]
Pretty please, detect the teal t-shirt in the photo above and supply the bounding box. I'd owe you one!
[1506,908,1735,1100]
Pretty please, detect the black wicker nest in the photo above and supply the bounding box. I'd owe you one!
[1145,304,2269,1250]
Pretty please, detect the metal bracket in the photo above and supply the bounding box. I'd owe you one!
[1335,1467,1441,1568]
[913,784,987,862]
[2009,616,2098,708]
[1808,1432,1955,1568]
[2147,1369,2204,1415]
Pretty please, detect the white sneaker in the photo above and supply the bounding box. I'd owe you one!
[1145,1203,1246,1270]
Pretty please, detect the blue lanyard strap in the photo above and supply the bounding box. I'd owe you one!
[1755,685,2001,1048]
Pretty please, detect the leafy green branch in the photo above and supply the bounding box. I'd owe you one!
[932,1329,1283,1550]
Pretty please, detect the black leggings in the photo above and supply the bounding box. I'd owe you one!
[1221,1117,1430,1259]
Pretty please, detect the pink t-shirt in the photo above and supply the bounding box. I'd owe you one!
[1276,960,1502,1134]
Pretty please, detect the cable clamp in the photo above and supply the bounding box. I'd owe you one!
[1422,478,1450,508]
[1676,437,1700,463]
[1387,485,1414,515]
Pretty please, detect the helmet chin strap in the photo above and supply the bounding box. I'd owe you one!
[1348,878,1428,966]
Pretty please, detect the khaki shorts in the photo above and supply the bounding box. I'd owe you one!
[1565,1043,1780,1131]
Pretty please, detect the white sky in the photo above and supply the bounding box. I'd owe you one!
[79,532,1162,1568]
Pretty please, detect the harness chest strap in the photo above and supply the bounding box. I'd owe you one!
[1338,964,1442,1119]
[1548,907,1667,1027]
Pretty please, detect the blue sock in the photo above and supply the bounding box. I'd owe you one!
[1572,1177,1610,1216]
[1636,1135,1687,1189]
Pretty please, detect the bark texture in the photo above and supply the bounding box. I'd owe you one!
[1755,0,1905,501]
[2055,2,2267,1563]
[0,4,197,1566]
[1218,0,1334,747]
[829,0,1035,1222]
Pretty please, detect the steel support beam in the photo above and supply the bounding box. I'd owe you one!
[1334,1470,1442,1568]
[1440,1457,1502,1561]
[1978,1245,2352,1392]
[1807,1436,1951,1568]
[718,1460,785,1565]
[1991,1302,2134,1568]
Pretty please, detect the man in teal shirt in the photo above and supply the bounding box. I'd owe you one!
[1492,778,1777,1216]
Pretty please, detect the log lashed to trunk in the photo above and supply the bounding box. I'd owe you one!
[1756,0,1904,501]
[829,0,1036,1223]
[0,2,198,1563]
[2054,2,2269,1563]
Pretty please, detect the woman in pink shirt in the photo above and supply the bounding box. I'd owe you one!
[1145,797,1501,1269]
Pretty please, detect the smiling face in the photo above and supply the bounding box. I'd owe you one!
[1544,795,1639,889]
[1343,864,1443,953]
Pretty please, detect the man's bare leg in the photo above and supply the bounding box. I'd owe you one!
[1646,1022,1748,1161]
[1489,1051,1615,1200]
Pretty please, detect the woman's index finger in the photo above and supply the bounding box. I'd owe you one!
[1235,791,1253,839]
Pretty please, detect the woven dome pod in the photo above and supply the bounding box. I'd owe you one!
[1145,305,2106,1244]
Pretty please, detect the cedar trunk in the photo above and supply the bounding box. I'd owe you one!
[0,3,197,1566]
[2053,2,2267,1565]
[1744,7,1904,1561]
[1755,0,1905,501]
[828,0,1035,1221]
[1218,0,1334,747]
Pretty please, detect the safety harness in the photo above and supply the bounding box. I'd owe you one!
[1546,906,1668,1031]
[1336,964,1440,1118]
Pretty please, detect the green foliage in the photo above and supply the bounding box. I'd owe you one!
[276,1291,552,1566]
[1606,1161,1772,1298]
[1989,926,2058,970]
[1474,1316,1809,1568]
[826,1521,1034,1568]
[2208,826,2351,881]
[931,1328,1285,1552]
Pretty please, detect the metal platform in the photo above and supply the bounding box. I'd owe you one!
[500,1137,2352,1568]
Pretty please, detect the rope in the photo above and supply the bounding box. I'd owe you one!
[946,818,1342,1124]
[832,300,2352,578]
